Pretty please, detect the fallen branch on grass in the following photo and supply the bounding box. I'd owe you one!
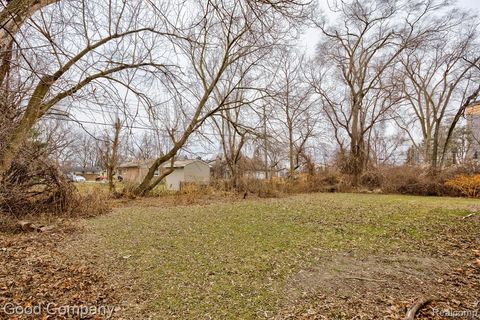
[404,297,434,320]
[19,221,56,233]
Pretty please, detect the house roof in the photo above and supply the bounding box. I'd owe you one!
[119,159,208,169]
[161,159,208,168]
[71,166,103,173]
[466,102,480,116]
[118,159,155,168]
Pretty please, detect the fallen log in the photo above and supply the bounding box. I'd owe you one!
[404,297,433,320]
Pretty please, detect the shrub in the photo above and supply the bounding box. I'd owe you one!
[360,170,383,189]
[0,147,75,217]
[177,183,204,203]
[0,144,111,218]
[220,170,349,198]
[376,166,457,197]
[239,178,283,198]
[67,189,111,218]
[445,174,480,198]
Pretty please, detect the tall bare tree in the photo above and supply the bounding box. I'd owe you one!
[132,0,306,195]
[397,16,479,170]
[310,0,448,185]
[212,101,249,188]
[269,49,316,178]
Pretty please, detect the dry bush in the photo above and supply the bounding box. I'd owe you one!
[1,148,74,217]
[334,151,355,175]
[120,181,144,198]
[237,178,284,198]
[67,189,111,218]
[372,166,458,197]
[445,174,480,198]
[208,165,480,199]
[441,163,480,180]
[208,165,469,198]
[209,178,232,192]
[314,170,351,193]
[121,181,175,198]
[0,145,110,219]
[360,170,384,189]
[217,169,350,198]
[177,183,204,204]
[209,177,284,198]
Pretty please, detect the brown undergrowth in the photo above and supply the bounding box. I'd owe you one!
[0,225,119,319]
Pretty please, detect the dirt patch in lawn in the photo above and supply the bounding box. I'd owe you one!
[279,251,480,319]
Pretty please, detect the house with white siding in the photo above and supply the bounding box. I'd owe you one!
[161,159,210,190]
[119,159,210,190]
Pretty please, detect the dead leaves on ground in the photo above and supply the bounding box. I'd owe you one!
[0,229,118,319]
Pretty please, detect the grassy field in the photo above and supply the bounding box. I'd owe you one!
[66,193,480,319]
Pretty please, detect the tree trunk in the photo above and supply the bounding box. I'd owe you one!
[107,119,121,192]
[0,1,57,86]
[0,110,39,177]
[0,0,57,53]
[133,152,178,196]
[288,127,295,179]
[0,75,53,177]
[430,121,442,172]
[263,106,269,180]
[350,142,366,187]
[350,99,365,186]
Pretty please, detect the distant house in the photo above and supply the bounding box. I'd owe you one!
[71,166,103,181]
[118,159,156,184]
[162,159,210,191]
[118,159,210,190]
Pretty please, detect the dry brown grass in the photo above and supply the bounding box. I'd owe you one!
[210,170,352,199]
[210,165,479,199]
[445,174,480,198]
[357,166,461,197]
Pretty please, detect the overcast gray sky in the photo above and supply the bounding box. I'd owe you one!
[299,0,480,55]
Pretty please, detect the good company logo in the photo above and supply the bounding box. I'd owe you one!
[1,303,116,319]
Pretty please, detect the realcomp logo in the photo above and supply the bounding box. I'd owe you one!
[432,302,480,319]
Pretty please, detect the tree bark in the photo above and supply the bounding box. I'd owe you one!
[0,75,53,177]
[0,0,56,86]
[107,119,121,193]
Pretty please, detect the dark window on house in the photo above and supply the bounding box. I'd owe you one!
[474,151,479,160]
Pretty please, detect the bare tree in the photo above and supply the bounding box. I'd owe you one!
[309,0,447,185]
[128,132,162,161]
[269,48,316,178]
[0,0,57,85]
[369,126,407,166]
[0,0,176,177]
[74,131,100,172]
[36,119,77,169]
[97,118,122,192]
[397,11,479,171]
[132,0,304,195]
[212,100,249,188]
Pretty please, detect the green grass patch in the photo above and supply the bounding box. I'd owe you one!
[82,193,478,319]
